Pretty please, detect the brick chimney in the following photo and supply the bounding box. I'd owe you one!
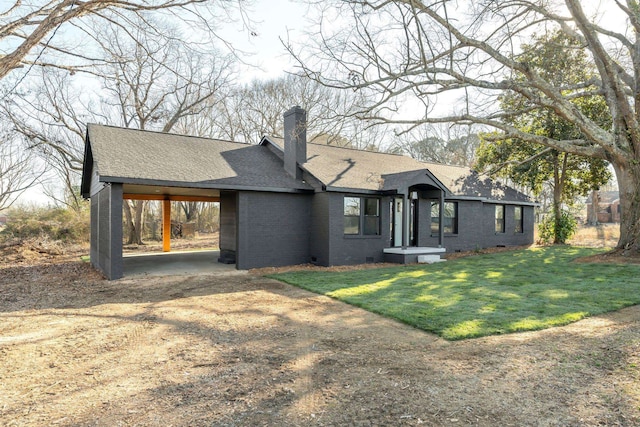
[283,106,307,180]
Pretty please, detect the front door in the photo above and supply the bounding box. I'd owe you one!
[391,198,403,247]
[390,197,418,247]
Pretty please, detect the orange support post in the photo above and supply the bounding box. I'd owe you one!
[162,199,171,252]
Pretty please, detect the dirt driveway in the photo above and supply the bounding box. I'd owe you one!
[1,254,639,426]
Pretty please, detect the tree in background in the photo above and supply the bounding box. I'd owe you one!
[0,133,44,211]
[3,17,236,243]
[290,0,640,252]
[475,31,612,243]
[392,123,480,167]
[181,74,388,150]
[1,0,252,226]
[0,0,250,81]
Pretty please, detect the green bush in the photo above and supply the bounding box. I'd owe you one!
[538,210,577,244]
[0,205,90,243]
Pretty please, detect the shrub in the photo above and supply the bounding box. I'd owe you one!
[0,205,90,243]
[538,210,577,244]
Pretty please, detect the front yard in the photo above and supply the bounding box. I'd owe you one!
[270,247,640,340]
[1,243,639,426]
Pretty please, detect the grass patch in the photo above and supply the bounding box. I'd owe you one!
[268,246,640,340]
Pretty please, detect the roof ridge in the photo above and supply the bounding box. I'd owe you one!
[265,133,474,171]
[305,140,473,172]
[306,140,408,158]
[87,123,251,147]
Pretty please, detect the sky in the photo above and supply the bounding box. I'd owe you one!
[217,0,310,81]
[15,0,311,206]
[9,0,627,206]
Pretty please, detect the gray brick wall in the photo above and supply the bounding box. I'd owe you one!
[219,191,237,261]
[236,191,312,269]
[417,198,534,252]
[309,192,331,265]
[91,183,123,279]
[228,190,535,270]
[327,193,391,266]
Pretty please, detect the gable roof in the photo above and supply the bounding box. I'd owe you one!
[262,137,531,203]
[81,123,532,204]
[82,124,312,197]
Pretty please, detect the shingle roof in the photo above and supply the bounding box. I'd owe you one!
[85,124,312,191]
[83,124,531,203]
[265,137,531,202]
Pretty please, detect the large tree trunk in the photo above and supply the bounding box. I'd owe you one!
[614,162,640,251]
[123,200,145,245]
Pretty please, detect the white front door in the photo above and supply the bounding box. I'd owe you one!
[392,198,403,247]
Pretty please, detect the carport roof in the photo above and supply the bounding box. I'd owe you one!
[82,124,313,197]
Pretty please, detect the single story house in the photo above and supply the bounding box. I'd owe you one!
[81,106,535,279]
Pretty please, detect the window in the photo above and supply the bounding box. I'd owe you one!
[344,197,360,234]
[344,196,380,235]
[431,201,458,234]
[495,205,505,233]
[363,198,380,235]
[514,206,523,233]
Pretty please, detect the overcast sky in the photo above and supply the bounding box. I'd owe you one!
[219,0,310,81]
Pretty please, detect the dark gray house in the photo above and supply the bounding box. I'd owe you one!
[81,107,535,279]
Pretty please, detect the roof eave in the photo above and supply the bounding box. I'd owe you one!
[80,126,94,199]
[447,194,538,206]
[98,176,314,194]
[259,135,283,152]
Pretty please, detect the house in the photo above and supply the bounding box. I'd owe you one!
[81,106,535,279]
[586,191,620,224]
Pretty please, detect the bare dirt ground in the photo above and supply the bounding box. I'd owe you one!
[1,237,640,426]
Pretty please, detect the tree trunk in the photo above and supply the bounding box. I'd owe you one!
[552,152,564,244]
[123,201,135,245]
[589,190,599,226]
[134,201,145,244]
[614,162,640,252]
[123,200,145,245]
[180,201,198,222]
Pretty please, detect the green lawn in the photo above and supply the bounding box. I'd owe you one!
[268,246,640,340]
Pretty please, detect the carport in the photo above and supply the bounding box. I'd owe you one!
[84,179,231,279]
[80,124,312,279]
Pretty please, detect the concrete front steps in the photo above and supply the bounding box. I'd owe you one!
[383,247,446,264]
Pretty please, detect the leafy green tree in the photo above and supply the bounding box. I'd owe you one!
[476,31,611,243]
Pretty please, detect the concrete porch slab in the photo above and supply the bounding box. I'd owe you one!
[383,247,446,255]
[383,247,446,264]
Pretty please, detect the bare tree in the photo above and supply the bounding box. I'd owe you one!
[4,16,236,242]
[392,123,480,167]
[182,73,388,149]
[95,19,235,244]
[95,19,235,134]
[289,0,640,252]
[2,69,87,210]
[0,131,43,211]
[0,0,251,82]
